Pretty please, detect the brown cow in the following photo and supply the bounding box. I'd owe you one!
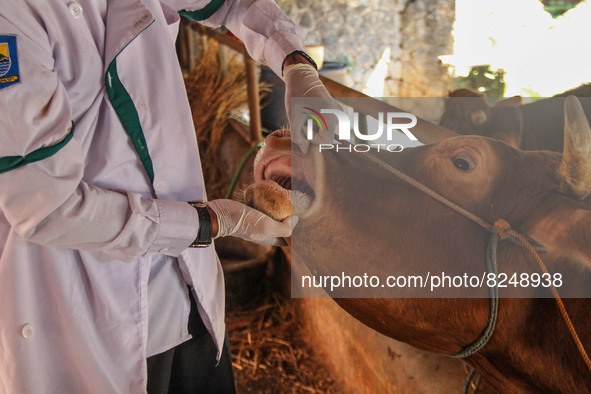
[439,85,591,152]
[245,97,591,392]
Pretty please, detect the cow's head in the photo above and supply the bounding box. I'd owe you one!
[245,95,591,293]
[244,97,591,391]
[247,97,591,267]
[440,89,523,148]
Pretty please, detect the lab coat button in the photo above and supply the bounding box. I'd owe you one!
[69,3,83,19]
[21,324,34,339]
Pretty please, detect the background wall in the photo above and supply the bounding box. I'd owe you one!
[275,0,455,98]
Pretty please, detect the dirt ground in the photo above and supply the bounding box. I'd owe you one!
[227,293,339,393]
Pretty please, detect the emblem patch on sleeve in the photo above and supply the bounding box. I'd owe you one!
[0,35,20,90]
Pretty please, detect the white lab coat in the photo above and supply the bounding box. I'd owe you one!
[0,0,304,392]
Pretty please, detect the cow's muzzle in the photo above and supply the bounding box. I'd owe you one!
[245,129,316,221]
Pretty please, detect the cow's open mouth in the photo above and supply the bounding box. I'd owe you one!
[264,162,315,210]
[267,173,315,200]
[245,130,316,221]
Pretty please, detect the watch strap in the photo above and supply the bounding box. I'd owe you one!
[188,201,212,248]
[283,50,318,74]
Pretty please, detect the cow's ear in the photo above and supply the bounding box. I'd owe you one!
[521,195,591,267]
[496,96,522,107]
[525,96,591,268]
[559,96,591,199]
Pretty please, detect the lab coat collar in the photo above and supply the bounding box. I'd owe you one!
[104,0,154,71]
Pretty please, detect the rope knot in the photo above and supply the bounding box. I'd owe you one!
[493,219,512,240]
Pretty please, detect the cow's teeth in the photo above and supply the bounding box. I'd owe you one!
[269,174,315,199]
[271,175,291,190]
[291,190,314,214]
[292,178,315,198]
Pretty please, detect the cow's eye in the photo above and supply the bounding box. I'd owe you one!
[452,152,476,171]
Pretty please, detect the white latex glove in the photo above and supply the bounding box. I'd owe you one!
[207,199,297,246]
[284,63,340,154]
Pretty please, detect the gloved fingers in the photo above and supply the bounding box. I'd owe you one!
[283,64,319,121]
[250,213,293,240]
[256,237,288,247]
[289,96,341,152]
[290,111,311,154]
[290,215,300,230]
[301,79,331,97]
[206,199,295,246]
[283,63,322,83]
[259,216,298,246]
[284,63,340,153]
[206,199,243,239]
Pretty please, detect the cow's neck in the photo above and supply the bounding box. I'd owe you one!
[338,297,591,392]
[469,298,591,393]
[335,297,491,354]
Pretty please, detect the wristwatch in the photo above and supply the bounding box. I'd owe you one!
[282,50,318,74]
[188,201,212,248]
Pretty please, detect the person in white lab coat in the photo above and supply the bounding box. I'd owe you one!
[0,0,331,392]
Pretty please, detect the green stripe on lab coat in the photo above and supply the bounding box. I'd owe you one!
[105,59,155,185]
[0,124,74,174]
[180,0,225,21]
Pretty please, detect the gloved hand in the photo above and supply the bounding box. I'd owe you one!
[284,63,340,154]
[207,199,297,246]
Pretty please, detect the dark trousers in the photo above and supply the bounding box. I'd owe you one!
[147,292,236,394]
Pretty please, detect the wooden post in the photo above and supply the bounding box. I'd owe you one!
[245,56,262,142]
